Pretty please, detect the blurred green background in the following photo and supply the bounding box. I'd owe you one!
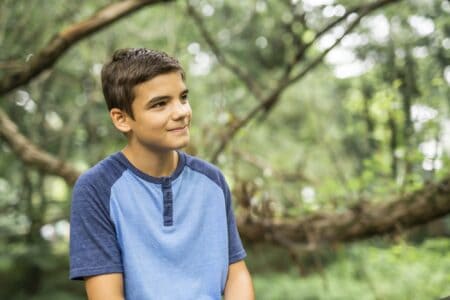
[0,0,449,299]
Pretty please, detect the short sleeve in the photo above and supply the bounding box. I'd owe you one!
[69,182,123,280]
[222,179,247,264]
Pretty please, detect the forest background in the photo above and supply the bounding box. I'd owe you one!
[0,0,449,299]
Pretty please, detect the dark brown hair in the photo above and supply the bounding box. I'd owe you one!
[101,48,184,119]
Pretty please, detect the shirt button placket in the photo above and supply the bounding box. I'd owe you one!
[162,177,173,226]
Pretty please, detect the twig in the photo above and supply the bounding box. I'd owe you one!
[186,1,264,100]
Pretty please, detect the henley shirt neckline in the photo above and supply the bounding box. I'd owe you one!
[113,150,186,184]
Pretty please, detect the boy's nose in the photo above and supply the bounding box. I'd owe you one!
[172,101,191,120]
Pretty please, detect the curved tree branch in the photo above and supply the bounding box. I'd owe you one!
[238,175,450,245]
[0,108,80,185]
[0,0,176,96]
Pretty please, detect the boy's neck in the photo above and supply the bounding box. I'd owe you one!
[121,145,178,178]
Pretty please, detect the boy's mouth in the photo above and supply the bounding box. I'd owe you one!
[168,125,188,132]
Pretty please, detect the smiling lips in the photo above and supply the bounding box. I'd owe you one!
[168,125,188,132]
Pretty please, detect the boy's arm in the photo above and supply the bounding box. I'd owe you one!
[223,260,255,300]
[85,273,124,300]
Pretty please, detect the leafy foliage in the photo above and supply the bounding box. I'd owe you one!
[250,238,450,300]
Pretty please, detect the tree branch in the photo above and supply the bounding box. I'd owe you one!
[186,1,264,100]
[0,0,176,96]
[232,148,312,183]
[268,0,404,113]
[239,175,450,245]
[0,108,80,185]
[210,0,403,162]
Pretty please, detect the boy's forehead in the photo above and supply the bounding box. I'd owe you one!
[134,71,186,95]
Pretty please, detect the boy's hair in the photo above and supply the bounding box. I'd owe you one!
[101,48,185,119]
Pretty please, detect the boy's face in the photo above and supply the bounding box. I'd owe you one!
[124,71,192,152]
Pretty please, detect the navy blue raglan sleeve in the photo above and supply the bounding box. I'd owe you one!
[220,176,247,264]
[69,180,123,280]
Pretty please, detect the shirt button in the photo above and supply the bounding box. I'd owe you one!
[162,177,171,186]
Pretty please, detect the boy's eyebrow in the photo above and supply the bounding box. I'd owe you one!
[147,95,170,104]
[146,89,189,106]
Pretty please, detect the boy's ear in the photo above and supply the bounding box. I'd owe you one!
[110,108,132,133]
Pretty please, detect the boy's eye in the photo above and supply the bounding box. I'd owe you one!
[152,102,166,108]
[181,94,189,101]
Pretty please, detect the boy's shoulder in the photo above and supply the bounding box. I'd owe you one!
[184,152,227,188]
[74,152,126,190]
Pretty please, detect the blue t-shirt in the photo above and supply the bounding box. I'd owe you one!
[69,151,246,299]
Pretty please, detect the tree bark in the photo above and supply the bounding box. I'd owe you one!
[238,175,450,245]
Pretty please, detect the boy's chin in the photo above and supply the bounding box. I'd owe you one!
[170,139,190,150]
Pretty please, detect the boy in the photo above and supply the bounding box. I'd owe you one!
[69,48,254,299]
